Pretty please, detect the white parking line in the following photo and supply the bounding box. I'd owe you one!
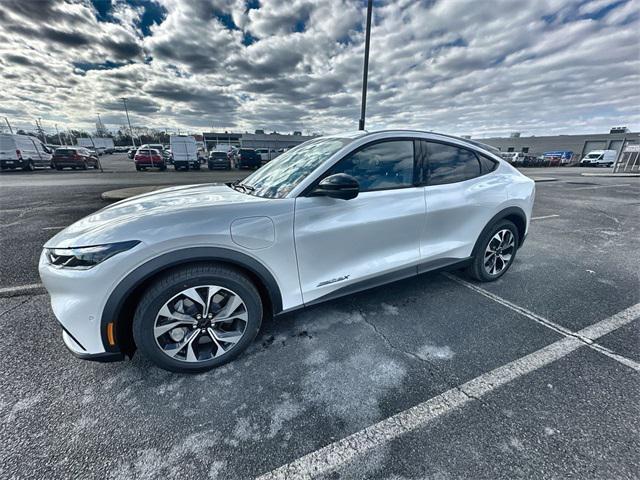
[531,214,560,220]
[42,226,66,231]
[258,302,640,479]
[570,183,630,191]
[444,274,640,372]
[0,283,44,297]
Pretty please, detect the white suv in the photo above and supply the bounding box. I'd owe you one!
[39,130,535,372]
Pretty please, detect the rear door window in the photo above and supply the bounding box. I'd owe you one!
[422,141,481,185]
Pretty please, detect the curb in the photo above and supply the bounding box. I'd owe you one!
[101,185,169,201]
[530,177,557,182]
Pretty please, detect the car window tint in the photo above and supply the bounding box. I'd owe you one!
[478,154,497,174]
[425,142,480,185]
[329,140,414,192]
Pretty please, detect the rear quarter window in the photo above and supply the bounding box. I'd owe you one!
[478,154,498,174]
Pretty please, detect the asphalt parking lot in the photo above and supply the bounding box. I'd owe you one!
[1,156,638,479]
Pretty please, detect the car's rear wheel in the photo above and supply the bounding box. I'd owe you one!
[468,220,519,282]
[133,264,263,373]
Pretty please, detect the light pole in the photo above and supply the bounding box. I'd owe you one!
[358,0,373,131]
[121,97,136,148]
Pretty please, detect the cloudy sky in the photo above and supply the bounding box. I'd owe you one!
[0,0,638,138]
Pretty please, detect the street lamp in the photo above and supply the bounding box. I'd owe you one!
[359,0,373,131]
[121,97,136,148]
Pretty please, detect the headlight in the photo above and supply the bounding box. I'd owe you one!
[45,241,140,269]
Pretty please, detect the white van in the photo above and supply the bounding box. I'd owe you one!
[580,150,616,167]
[0,133,53,171]
[169,135,199,170]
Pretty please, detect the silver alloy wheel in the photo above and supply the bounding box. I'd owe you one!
[153,285,248,363]
[484,229,515,276]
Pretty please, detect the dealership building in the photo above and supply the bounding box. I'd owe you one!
[478,128,639,161]
[202,131,316,151]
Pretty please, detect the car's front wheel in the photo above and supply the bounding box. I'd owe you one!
[468,220,519,282]
[133,264,263,373]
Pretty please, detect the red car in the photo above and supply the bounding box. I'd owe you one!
[52,147,99,170]
[134,149,166,171]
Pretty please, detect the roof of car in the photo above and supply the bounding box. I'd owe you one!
[323,129,500,155]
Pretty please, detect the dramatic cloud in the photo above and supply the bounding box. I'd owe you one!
[0,0,638,137]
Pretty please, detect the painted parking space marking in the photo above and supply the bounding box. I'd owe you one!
[258,302,640,480]
[42,226,67,231]
[0,283,45,297]
[444,274,640,371]
[531,214,560,220]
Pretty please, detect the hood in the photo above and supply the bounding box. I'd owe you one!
[45,183,265,248]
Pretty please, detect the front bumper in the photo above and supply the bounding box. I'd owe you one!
[38,248,138,360]
[62,330,124,362]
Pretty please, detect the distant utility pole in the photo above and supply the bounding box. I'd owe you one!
[4,117,13,134]
[35,118,46,143]
[121,97,136,148]
[55,124,63,145]
[358,0,373,131]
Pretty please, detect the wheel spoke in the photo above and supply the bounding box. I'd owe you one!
[181,288,206,312]
[207,327,227,357]
[154,320,193,338]
[158,305,196,323]
[163,330,199,358]
[185,332,200,362]
[213,293,244,321]
[202,286,222,316]
[211,329,243,345]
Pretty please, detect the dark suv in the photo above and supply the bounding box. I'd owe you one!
[52,148,99,170]
[235,149,261,169]
[208,151,231,170]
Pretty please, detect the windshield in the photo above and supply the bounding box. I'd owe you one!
[240,137,351,198]
[586,153,601,159]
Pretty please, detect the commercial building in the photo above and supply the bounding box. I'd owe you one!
[202,131,316,151]
[478,128,639,161]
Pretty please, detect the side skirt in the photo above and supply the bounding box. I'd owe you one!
[279,257,472,315]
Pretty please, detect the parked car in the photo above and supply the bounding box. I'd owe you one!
[39,130,535,373]
[0,133,52,171]
[256,148,277,163]
[170,135,200,170]
[52,147,99,170]
[580,149,616,167]
[208,151,231,170]
[134,148,166,171]
[128,148,137,159]
[235,148,261,169]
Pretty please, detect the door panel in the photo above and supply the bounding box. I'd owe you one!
[294,188,425,303]
[419,140,508,262]
[422,175,508,261]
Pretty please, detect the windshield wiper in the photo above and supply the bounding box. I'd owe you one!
[228,180,255,194]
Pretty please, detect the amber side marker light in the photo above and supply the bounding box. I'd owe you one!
[106,322,116,346]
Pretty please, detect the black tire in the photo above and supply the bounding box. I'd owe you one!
[136,165,142,171]
[160,165,167,171]
[467,219,519,282]
[132,264,263,373]
[193,163,200,170]
[54,164,63,171]
[208,163,214,170]
[23,160,34,172]
[82,161,88,170]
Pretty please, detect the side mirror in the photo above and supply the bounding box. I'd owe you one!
[311,173,359,200]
